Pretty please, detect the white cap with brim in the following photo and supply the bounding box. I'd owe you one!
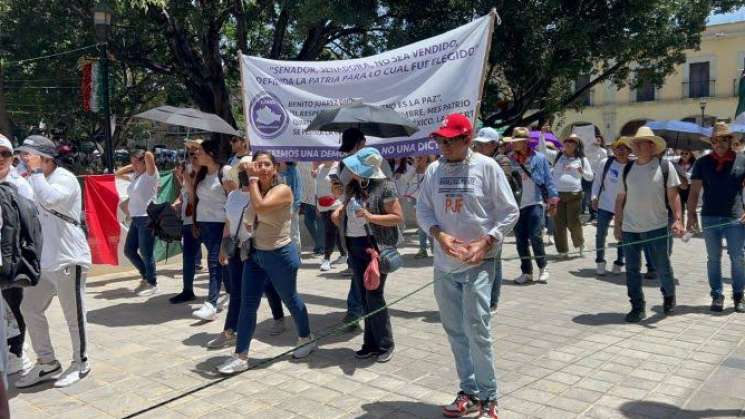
[473,127,501,144]
[0,134,12,153]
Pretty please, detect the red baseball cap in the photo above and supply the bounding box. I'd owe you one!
[431,113,473,138]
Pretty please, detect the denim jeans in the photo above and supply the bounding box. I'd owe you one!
[434,259,498,401]
[595,209,623,265]
[417,228,431,252]
[702,216,745,298]
[347,237,394,351]
[235,243,310,354]
[124,216,157,285]
[490,247,502,306]
[223,253,243,332]
[623,227,675,305]
[301,203,323,253]
[180,224,202,294]
[197,222,226,306]
[515,204,547,274]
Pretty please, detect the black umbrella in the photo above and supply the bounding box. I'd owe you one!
[306,101,419,138]
[646,120,710,151]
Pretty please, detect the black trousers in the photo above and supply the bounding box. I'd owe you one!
[321,211,346,259]
[346,237,393,352]
[3,287,24,357]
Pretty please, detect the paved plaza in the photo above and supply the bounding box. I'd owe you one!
[10,224,745,419]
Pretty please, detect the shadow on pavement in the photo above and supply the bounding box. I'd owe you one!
[619,400,743,418]
[7,379,54,400]
[360,400,443,419]
[88,294,200,327]
[573,305,719,327]
[298,347,376,376]
[301,293,440,323]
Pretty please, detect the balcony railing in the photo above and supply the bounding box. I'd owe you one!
[682,80,715,99]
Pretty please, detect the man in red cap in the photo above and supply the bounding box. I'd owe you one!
[417,113,519,418]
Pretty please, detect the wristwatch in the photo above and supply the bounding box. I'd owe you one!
[30,168,43,175]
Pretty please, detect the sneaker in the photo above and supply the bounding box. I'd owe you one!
[341,313,361,332]
[193,302,218,321]
[711,295,725,312]
[596,262,606,276]
[207,331,236,349]
[133,280,148,294]
[644,270,658,280]
[136,283,158,297]
[612,264,623,274]
[663,295,676,314]
[269,318,286,336]
[514,273,533,285]
[735,293,745,313]
[292,335,317,359]
[332,255,347,265]
[54,361,91,388]
[625,304,646,323]
[196,264,205,272]
[169,291,196,304]
[376,348,394,363]
[8,351,32,375]
[481,399,498,419]
[558,252,569,259]
[15,360,62,388]
[355,347,378,359]
[442,391,480,418]
[489,303,498,314]
[217,354,249,375]
[320,259,331,272]
[538,268,550,282]
[414,249,428,259]
[578,245,585,257]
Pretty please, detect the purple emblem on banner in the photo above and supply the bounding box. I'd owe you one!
[249,92,289,139]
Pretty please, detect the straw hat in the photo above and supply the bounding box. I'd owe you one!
[610,136,632,149]
[710,122,735,141]
[502,127,530,143]
[629,126,666,155]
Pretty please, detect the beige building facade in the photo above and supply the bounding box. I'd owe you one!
[557,20,745,139]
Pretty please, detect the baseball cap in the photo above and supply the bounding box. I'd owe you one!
[473,127,500,144]
[431,113,473,139]
[339,127,366,152]
[0,134,13,153]
[16,135,57,159]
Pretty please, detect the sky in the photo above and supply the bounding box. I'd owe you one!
[708,7,745,25]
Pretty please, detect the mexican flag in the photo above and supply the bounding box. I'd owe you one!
[83,170,182,266]
[735,70,745,124]
[81,61,104,113]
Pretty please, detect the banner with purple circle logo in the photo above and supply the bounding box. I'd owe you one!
[239,13,495,161]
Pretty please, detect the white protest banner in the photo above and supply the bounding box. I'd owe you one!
[239,12,496,161]
[572,124,597,150]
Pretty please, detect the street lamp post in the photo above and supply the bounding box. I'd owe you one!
[699,99,707,127]
[94,1,114,173]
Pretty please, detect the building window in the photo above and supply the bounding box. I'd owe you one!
[575,74,591,106]
[688,62,711,98]
[635,70,655,102]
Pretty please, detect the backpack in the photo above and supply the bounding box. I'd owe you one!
[146,202,182,242]
[596,157,616,199]
[0,183,43,287]
[494,154,522,203]
[622,157,670,211]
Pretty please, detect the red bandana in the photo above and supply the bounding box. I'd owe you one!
[712,150,735,172]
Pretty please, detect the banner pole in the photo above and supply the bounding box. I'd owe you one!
[473,9,499,129]
[237,50,251,150]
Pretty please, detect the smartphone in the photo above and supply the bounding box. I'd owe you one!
[239,171,250,188]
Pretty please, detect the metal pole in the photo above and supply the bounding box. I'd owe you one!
[100,42,114,173]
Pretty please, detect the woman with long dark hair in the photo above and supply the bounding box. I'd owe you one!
[677,149,696,223]
[190,139,232,321]
[217,151,315,374]
[551,134,593,257]
[332,147,403,362]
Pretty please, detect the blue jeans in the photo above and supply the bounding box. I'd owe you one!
[515,205,547,274]
[301,203,323,253]
[124,216,157,285]
[235,243,310,354]
[490,247,502,306]
[595,209,623,265]
[224,253,243,332]
[703,216,745,298]
[417,228,431,252]
[180,224,202,293]
[623,227,675,305]
[434,259,498,401]
[197,222,226,306]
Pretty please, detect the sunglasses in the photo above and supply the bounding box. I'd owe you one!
[0,151,12,159]
[433,136,466,146]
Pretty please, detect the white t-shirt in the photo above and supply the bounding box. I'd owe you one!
[618,159,680,233]
[127,170,159,217]
[196,166,230,223]
[552,155,593,192]
[297,162,316,205]
[517,165,541,209]
[1,167,33,200]
[591,158,626,213]
[345,200,368,238]
[316,163,341,212]
[29,168,92,272]
[225,190,251,242]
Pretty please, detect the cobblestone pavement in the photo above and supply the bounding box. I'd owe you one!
[10,225,745,418]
